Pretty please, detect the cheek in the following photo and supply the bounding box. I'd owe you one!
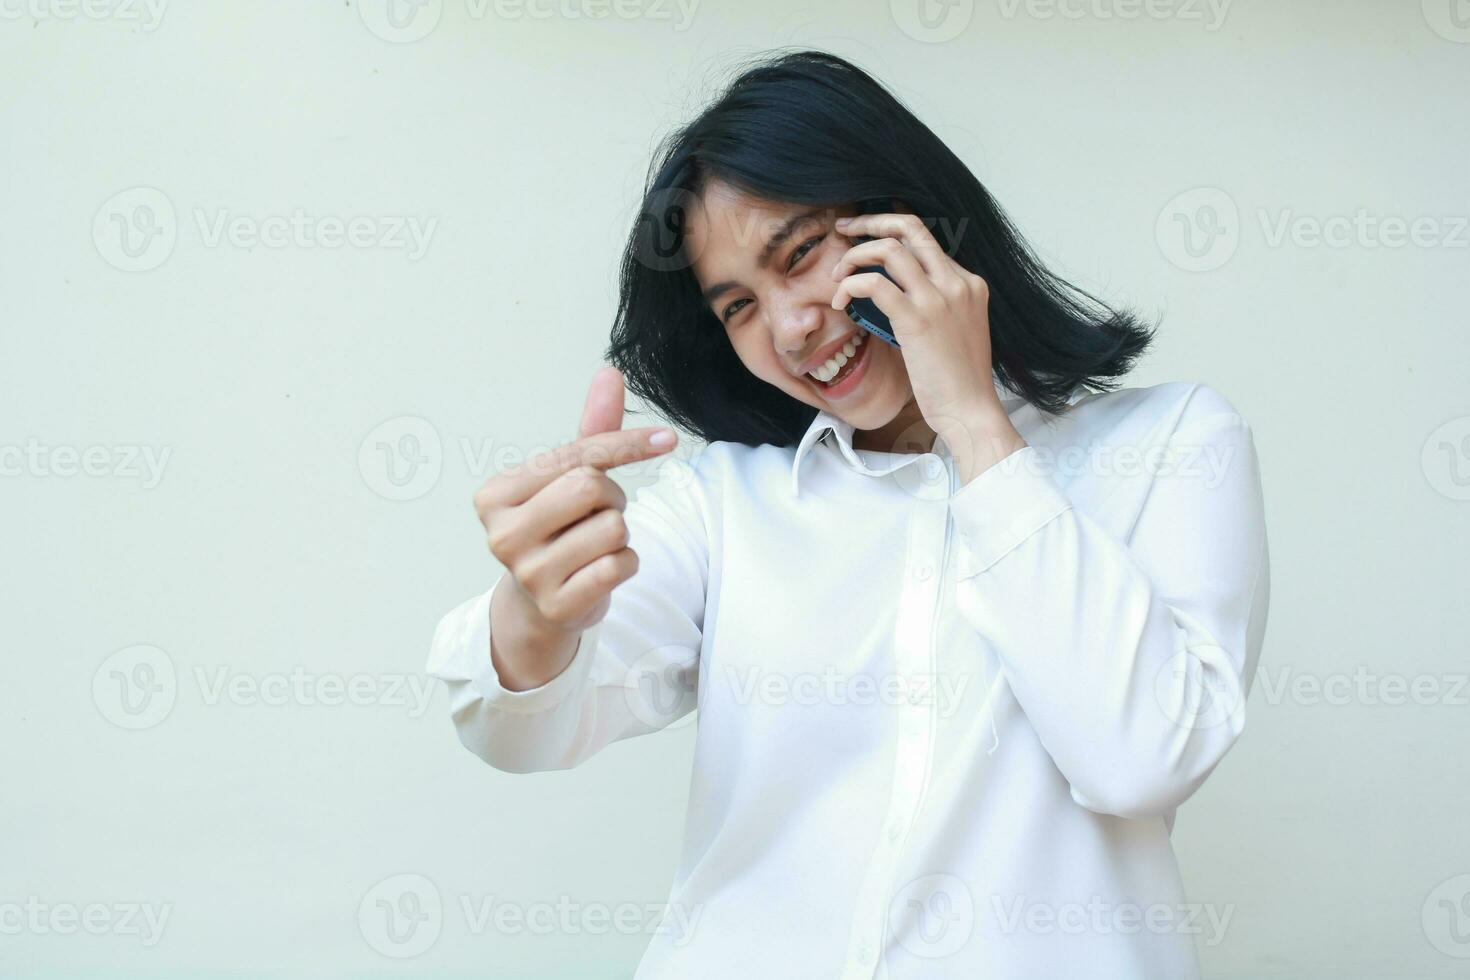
[729,333,786,386]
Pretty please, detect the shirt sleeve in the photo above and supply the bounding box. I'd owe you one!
[948,389,1270,819]
[425,453,710,774]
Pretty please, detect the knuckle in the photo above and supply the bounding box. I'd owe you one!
[538,593,568,623]
[559,465,599,500]
[606,511,630,547]
[511,550,539,586]
[473,479,505,515]
[484,520,513,558]
[576,467,604,501]
[601,557,622,585]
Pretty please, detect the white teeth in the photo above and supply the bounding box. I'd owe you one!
[808,332,865,383]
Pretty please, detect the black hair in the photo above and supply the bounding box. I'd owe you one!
[605,48,1156,448]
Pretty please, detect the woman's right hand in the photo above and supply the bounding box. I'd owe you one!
[474,367,679,687]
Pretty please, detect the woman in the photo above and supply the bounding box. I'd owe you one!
[428,49,1269,979]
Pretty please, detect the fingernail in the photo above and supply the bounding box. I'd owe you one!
[650,429,675,448]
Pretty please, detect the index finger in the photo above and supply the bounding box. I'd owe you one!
[836,213,950,278]
[499,426,678,505]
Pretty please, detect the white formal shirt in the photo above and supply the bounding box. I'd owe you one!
[427,378,1270,979]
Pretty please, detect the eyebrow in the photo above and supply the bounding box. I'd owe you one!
[701,207,827,307]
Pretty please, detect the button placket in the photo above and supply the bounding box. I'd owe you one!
[839,462,949,978]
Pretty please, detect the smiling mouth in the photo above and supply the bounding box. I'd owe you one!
[805,330,867,386]
[805,332,870,396]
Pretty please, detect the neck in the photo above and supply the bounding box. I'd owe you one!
[850,397,938,455]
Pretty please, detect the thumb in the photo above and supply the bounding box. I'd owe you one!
[578,365,626,439]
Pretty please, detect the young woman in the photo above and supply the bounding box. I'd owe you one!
[428,49,1269,979]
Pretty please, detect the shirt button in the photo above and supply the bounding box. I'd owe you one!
[857,943,874,965]
[887,821,903,841]
[916,563,934,581]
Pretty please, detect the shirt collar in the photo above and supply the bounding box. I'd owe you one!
[789,378,1037,498]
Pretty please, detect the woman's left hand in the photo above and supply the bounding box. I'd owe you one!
[830,212,1022,475]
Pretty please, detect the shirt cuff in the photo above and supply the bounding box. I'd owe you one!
[460,576,599,715]
[948,445,1073,577]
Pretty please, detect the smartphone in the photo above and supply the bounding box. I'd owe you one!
[842,199,902,348]
[843,242,901,348]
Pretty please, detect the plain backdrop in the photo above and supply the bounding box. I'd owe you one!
[2,1,1468,976]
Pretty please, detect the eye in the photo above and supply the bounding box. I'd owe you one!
[788,234,824,269]
[721,297,751,323]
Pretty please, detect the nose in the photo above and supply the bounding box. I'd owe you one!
[767,291,827,365]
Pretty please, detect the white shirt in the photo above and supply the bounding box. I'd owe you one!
[427,378,1270,979]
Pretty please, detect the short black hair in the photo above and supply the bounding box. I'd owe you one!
[606,48,1156,447]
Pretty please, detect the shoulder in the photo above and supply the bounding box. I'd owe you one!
[1061,379,1254,445]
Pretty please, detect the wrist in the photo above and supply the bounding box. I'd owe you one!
[940,401,1026,486]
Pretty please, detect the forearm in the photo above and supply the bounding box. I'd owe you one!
[946,410,1268,817]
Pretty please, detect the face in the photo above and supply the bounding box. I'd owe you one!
[686,181,925,447]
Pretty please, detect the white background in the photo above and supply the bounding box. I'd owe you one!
[2,0,1468,976]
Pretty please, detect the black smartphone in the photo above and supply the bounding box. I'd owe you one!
[842,198,901,348]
